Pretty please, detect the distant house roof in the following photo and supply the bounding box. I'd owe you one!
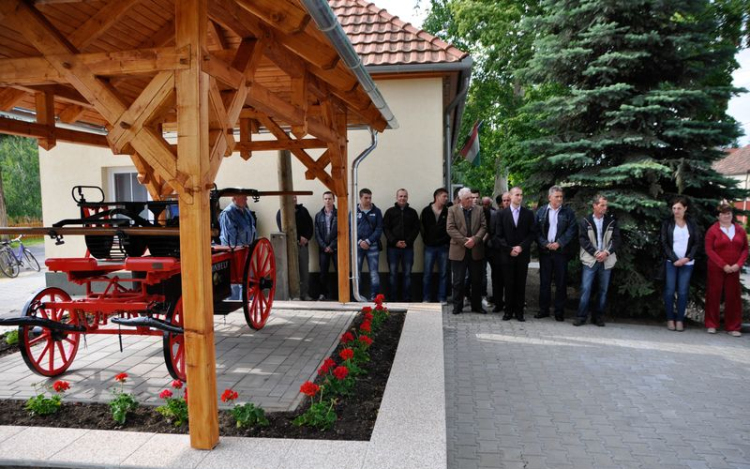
[714,146,750,175]
[330,0,469,67]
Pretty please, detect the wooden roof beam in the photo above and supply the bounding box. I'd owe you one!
[235,138,326,152]
[256,113,336,191]
[209,0,338,70]
[243,83,339,143]
[0,116,108,147]
[68,0,143,51]
[58,104,86,123]
[0,88,28,111]
[233,0,310,35]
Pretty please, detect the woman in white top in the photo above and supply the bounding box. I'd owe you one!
[660,196,701,331]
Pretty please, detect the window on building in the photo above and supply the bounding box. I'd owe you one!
[109,169,150,220]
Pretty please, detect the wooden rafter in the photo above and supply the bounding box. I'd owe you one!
[0,88,27,111]
[0,116,107,147]
[68,0,143,51]
[234,0,310,35]
[58,104,85,124]
[255,112,336,191]
[235,138,327,152]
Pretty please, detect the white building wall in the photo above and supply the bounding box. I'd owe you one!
[39,78,445,273]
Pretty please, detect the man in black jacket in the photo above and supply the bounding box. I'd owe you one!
[535,186,578,321]
[488,192,511,312]
[383,188,421,301]
[314,191,337,300]
[276,196,314,300]
[420,188,450,302]
[493,186,536,321]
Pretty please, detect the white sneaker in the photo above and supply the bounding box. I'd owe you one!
[728,331,742,337]
[707,328,717,334]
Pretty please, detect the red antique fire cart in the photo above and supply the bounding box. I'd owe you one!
[0,186,302,381]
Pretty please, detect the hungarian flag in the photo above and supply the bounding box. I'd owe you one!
[459,120,482,166]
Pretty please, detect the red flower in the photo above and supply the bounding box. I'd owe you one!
[362,306,372,314]
[340,332,354,344]
[114,373,128,383]
[52,380,70,393]
[159,389,173,399]
[333,365,349,380]
[374,294,385,305]
[318,357,336,375]
[358,335,373,347]
[300,381,320,397]
[221,389,239,403]
[171,380,183,389]
[339,348,354,361]
[375,304,384,311]
[359,321,371,333]
[364,312,374,321]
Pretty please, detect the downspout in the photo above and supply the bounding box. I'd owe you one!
[350,128,378,302]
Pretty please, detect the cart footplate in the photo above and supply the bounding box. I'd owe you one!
[213,300,243,315]
[111,317,183,334]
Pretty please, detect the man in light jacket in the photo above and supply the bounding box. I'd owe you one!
[447,187,487,315]
[574,194,621,327]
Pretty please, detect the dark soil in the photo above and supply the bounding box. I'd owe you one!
[0,310,405,440]
[0,334,19,359]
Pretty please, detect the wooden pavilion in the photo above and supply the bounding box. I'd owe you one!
[0,0,395,449]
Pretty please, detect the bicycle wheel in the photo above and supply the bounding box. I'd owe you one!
[22,249,41,272]
[0,249,19,278]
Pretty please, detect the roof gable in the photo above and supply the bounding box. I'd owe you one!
[330,0,468,67]
[714,146,750,175]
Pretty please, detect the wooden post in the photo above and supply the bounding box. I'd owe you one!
[175,0,219,450]
[334,107,350,303]
[278,149,301,299]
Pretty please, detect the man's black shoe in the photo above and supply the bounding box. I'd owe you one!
[555,315,564,322]
[452,310,462,315]
[516,314,526,322]
[594,317,606,327]
[502,313,513,321]
[475,309,488,315]
[572,318,585,327]
[534,312,550,319]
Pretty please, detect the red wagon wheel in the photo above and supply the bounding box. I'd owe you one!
[242,238,276,330]
[163,297,186,382]
[19,287,80,377]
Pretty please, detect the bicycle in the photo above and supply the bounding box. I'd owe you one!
[0,235,41,278]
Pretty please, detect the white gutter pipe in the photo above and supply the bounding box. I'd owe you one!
[299,0,399,130]
[350,128,378,302]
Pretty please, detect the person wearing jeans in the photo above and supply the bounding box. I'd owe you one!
[383,189,420,301]
[421,188,450,302]
[356,188,383,300]
[660,196,701,332]
[574,194,620,327]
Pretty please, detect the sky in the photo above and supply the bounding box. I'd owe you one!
[374,0,750,148]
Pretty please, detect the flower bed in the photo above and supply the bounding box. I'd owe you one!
[0,300,405,440]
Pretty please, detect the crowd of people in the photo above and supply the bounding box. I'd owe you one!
[218,185,747,337]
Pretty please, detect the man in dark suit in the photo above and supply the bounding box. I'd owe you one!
[535,186,578,321]
[447,187,487,315]
[493,186,536,321]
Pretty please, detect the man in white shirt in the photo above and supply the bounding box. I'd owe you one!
[535,186,577,321]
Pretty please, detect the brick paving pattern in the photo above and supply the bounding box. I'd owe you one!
[0,308,354,411]
[444,311,750,469]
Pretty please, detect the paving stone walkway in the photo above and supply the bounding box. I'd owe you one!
[444,311,750,469]
[0,306,354,411]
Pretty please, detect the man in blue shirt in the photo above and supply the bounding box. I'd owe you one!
[356,188,383,301]
[219,195,256,299]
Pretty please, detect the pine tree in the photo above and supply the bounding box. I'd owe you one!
[521,0,747,315]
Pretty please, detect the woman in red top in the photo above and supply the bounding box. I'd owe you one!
[704,203,748,337]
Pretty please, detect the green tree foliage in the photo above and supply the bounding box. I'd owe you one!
[0,135,41,219]
[423,0,551,197]
[521,0,749,315]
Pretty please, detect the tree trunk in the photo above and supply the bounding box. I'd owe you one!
[278,149,300,299]
[0,167,8,241]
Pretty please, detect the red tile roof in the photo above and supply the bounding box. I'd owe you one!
[714,146,750,175]
[330,0,468,67]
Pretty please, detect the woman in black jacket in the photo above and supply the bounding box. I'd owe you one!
[660,196,701,332]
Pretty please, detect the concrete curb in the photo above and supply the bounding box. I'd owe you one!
[0,304,446,469]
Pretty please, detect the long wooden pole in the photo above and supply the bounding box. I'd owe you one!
[335,108,350,303]
[175,0,219,450]
[278,149,301,299]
